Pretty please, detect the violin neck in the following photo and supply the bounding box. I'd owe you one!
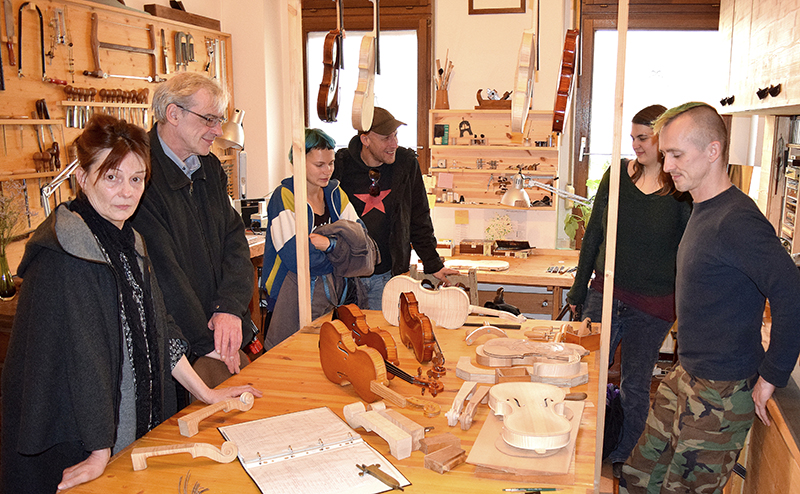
[385,360,418,386]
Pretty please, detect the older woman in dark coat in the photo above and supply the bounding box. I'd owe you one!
[1,115,260,494]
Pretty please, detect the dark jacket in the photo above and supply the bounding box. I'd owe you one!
[1,205,180,493]
[130,125,255,358]
[333,135,443,276]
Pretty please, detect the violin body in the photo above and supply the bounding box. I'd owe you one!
[319,319,387,403]
[335,304,400,374]
[510,29,536,134]
[382,275,526,329]
[317,29,342,122]
[352,0,379,132]
[489,382,571,454]
[352,33,376,132]
[477,338,583,378]
[552,29,579,134]
[398,292,436,363]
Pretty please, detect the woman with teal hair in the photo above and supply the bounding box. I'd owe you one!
[261,128,377,350]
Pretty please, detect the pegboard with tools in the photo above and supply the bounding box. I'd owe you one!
[0,0,234,233]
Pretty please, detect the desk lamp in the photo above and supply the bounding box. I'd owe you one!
[500,171,591,208]
[216,109,247,198]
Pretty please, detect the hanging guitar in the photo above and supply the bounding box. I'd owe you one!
[317,0,345,122]
[319,318,443,404]
[352,0,380,132]
[552,29,579,134]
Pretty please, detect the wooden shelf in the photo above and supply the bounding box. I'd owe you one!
[430,168,555,176]
[0,170,61,181]
[434,202,555,211]
[430,145,557,151]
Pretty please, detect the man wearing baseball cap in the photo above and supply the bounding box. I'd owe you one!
[333,107,457,309]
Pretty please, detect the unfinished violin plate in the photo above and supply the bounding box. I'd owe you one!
[489,382,571,455]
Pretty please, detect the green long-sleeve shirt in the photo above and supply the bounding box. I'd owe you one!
[566,164,691,306]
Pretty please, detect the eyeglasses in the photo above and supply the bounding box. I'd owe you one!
[369,169,381,196]
[176,105,227,127]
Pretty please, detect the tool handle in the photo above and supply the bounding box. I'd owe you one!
[45,77,66,85]
[6,41,14,66]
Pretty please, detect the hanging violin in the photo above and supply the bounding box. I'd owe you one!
[352,0,380,132]
[552,29,579,134]
[317,0,345,122]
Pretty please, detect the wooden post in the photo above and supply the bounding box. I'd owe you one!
[594,0,629,491]
[287,0,311,328]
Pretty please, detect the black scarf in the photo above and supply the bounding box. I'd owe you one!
[70,197,162,438]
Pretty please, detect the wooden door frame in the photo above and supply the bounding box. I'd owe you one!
[302,5,433,169]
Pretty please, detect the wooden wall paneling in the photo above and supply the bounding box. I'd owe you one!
[0,0,235,232]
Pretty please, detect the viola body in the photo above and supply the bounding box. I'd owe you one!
[319,319,386,403]
[335,304,400,374]
[552,29,579,134]
[510,29,536,133]
[382,275,525,329]
[351,33,376,132]
[489,382,571,454]
[398,292,436,363]
[317,29,342,122]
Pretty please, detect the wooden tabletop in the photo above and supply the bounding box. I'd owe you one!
[448,249,580,288]
[64,311,600,494]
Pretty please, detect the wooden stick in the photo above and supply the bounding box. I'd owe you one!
[178,392,254,437]
[369,380,408,408]
[595,0,629,488]
[130,441,238,471]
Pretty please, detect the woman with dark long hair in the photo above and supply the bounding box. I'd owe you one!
[567,105,692,475]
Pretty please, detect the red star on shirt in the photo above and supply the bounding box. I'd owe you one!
[355,189,391,214]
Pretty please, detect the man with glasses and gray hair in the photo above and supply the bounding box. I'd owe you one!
[131,72,256,395]
[333,107,457,310]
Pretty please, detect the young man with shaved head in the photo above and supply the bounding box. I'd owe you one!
[621,102,800,493]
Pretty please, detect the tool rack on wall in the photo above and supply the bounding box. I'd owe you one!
[0,0,235,233]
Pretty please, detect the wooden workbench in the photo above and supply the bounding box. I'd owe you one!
[429,248,580,319]
[64,311,601,493]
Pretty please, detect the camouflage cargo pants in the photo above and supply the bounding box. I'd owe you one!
[619,364,755,494]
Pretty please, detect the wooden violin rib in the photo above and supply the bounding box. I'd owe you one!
[488,382,571,454]
[131,441,238,471]
[178,392,255,437]
[465,325,507,346]
[383,275,526,329]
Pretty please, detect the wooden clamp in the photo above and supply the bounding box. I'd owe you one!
[178,392,255,437]
[445,381,478,427]
[131,441,238,471]
[343,402,412,460]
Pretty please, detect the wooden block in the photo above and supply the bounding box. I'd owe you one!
[143,4,221,30]
[495,367,531,383]
[455,356,496,384]
[419,432,461,454]
[424,444,467,474]
[343,402,413,460]
[369,403,426,451]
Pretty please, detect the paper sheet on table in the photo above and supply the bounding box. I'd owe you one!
[219,407,410,494]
